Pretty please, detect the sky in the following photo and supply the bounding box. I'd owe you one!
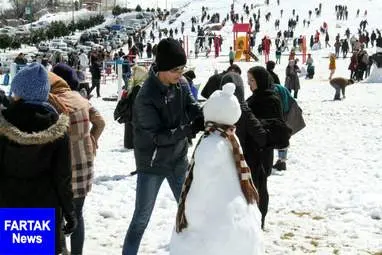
[1,0,382,254]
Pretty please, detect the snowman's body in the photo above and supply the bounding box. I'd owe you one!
[170,132,264,255]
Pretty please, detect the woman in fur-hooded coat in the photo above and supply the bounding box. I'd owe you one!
[0,63,75,255]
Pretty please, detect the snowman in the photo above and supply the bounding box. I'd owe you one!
[170,83,264,255]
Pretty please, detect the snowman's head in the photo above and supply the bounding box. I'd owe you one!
[203,83,241,126]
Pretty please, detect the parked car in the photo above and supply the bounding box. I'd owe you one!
[37,42,50,52]
[125,26,135,35]
[63,36,78,47]
[76,45,92,54]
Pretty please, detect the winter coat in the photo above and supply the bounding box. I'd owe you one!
[247,89,283,174]
[132,67,202,176]
[0,101,73,215]
[329,55,336,70]
[285,64,300,90]
[78,53,89,68]
[49,74,105,198]
[66,97,104,198]
[268,70,281,85]
[201,72,226,99]
[330,77,351,89]
[90,62,102,80]
[348,54,358,71]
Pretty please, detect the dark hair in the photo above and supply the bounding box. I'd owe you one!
[227,64,241,74]
[266,60,276,71]
[247,66,273,90]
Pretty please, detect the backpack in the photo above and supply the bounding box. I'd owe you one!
[113,86,141,123]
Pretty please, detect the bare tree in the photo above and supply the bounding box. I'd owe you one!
[9,0,27,18]
[9,0,50,19]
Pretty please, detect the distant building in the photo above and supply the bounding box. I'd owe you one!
[82,0,103,12]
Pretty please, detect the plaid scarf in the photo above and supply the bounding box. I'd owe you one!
[176,121,259,233]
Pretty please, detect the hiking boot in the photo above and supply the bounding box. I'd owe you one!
[273,160,286,170]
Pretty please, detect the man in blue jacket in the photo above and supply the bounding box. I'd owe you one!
[122,38,203,255]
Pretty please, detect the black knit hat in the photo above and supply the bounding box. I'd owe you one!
[155,38,187,71]
[52,63,79,91]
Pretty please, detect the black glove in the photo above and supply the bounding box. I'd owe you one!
[63,211,78,236]
[190,115,205,135]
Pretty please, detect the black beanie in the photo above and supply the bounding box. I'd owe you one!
[155,38,187,71]
[52,63,80,91]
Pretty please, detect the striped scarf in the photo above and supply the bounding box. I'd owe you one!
[175,121,259,233]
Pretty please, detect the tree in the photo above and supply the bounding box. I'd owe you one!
[112,5,122,16]
[74,1,79,11]
[135,5,142,12]
[0,34,11,52]
[9,0,27,18]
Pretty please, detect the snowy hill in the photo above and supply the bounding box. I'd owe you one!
[2,0,382,254]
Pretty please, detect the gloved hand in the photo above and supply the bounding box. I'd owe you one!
[190,115,205,135]
[63,211,78,236]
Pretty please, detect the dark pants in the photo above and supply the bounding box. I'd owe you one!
[89,78,101,97]
[122,163,186,255]
[71,197,86,255]
[287,88,298,99]
[249,148,273,229]
[251,162,269,230]
[331,83,345,99]
[61,197,86,255]
[229,59,234,66]
[124,122,134,149]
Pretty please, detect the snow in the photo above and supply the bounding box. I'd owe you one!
[1,0,382,254]
[365,65,382,83]
[170,132,264,255]
[170,82,263,254]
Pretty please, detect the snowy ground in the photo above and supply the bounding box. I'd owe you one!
[2,0,382,254]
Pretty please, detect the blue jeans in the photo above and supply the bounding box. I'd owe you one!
[122,163,186,255]
[71,197,86,255]
[278,148,288,160]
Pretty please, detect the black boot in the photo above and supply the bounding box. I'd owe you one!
[273,160,286,170]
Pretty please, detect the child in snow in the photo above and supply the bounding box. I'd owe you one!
[229,46,235,66]
[330,77,355,100]
[329,53,336,80]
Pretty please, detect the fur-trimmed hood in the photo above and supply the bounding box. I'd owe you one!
[0,113,69,145]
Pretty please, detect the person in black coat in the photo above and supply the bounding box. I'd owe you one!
[89,56,102,97]
[266,60,281,84]
[0,63,76,255]
[205,69,271,229]
[123,38,203,255]
[246,66,283,229]
[201,64,242,99]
